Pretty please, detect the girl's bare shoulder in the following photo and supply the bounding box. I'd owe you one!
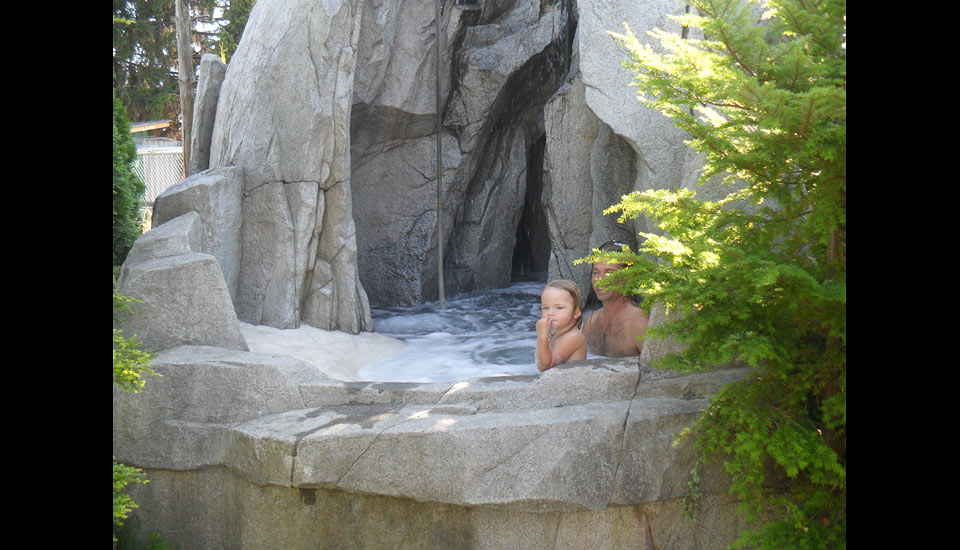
[555,328,586,347]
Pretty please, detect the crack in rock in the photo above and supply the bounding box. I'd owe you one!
[332,415,416,486]
[607,361,643,506]
[479,428,549,476]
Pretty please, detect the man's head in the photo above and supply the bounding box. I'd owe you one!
[591,240,628,303]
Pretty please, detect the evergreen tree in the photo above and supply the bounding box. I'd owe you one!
[113,91,147,267]
[216,0,257,63]
[582,1,845,547]
[113,1,229,133]
[113,0,182,130]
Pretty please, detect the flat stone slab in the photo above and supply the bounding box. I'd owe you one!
[114,342,753,511]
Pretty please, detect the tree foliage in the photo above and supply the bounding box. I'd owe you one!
[113,458,147,540]
[113,279,158,392]
[113,92,147,267]
[113,276,159,542]
[580,1,845,547]
[113,0,184,129]
[216,0,257,64]
[113,1,257,132]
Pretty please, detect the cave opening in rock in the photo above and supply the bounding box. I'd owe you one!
[511,133,550,283]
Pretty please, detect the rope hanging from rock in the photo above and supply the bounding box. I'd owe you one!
[435,0,446,310]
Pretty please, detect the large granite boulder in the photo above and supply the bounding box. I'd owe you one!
[112,345,322,469]
[152,166,243,301]
[349,0,465,300]
[442,0,576,296]
[350,0,576,304]
[115,212,248,353]
[208,0,372,332]
[350,104,463,306]
[347,0,725,307]
[577,0,705,205]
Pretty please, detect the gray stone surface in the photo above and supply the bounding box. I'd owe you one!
[121,211,202,266]
[353,0,453,115]
[209,0,361,189]
[113,345,325,469]
[188,53,226,176]
[116,351,753,549]
[578,0,701,200]
[115,212,247,354]
[351,126,463,305]
[347,0,461,301]
[639,302,691,367]
[115,253,248,353]
[442,0,575,296]
[234,180,318,328]
[208,0,372,332]
[350,0,578,303]
[542,76,639,299]
[125,467,748,550]
[152,166,243,301]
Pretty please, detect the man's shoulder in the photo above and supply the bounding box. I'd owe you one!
[626,302,649,320]
[612,301,648,322]
[624,304,649,333]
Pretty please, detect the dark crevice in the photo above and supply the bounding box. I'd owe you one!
[511,133,549,282]
[444,0,578,295]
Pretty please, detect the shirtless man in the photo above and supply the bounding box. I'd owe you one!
[581,241,650,357]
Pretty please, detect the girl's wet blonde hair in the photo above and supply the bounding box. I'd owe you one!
[544,279,584,329]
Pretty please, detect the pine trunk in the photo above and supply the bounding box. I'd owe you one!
[175,0,194,177]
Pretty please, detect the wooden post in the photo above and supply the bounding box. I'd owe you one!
[174,0,195,178]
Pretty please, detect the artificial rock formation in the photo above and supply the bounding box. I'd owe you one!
[345,0,711,307]
[208,0,371,332]
[188,53,226,177]
[176,0,714,315]
[349,0,576,305]
[152,166,243,301]
[115,211,248,353]
[114,1,750,547]
[542,74,639,296]
[115,349,754,549]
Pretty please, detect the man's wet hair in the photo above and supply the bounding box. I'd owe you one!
[597,240,629,253]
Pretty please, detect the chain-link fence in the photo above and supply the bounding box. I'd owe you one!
[133,138,184,231]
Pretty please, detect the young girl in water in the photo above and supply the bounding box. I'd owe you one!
[536,279,587,372]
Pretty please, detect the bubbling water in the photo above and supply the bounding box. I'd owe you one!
[357,281,547,383]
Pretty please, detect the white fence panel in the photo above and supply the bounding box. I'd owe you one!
[133,146,184,205]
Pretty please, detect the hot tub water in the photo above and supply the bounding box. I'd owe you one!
[358,281,547,383]
[241,281,599,383]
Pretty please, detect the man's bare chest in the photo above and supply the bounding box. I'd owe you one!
[586,314,637,357]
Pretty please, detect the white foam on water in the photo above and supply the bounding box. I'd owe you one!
[241,281,600,384]
[239,321,408,381]
[357,281,546,382]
